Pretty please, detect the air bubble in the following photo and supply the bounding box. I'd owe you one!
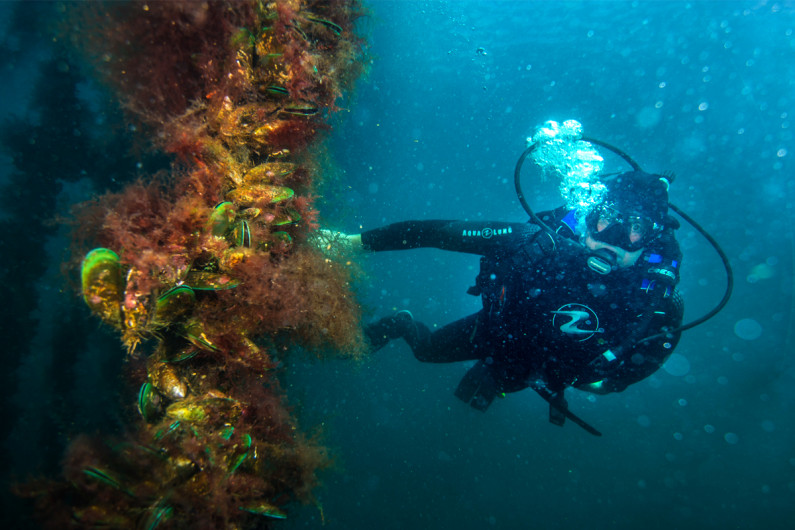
[761,420,775,432]
[662,353,690,376]
[734,318,762,340]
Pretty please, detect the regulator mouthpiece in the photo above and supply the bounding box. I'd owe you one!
[586,248,618,275]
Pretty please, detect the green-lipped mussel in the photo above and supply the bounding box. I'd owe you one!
[231,220,252,248]
[225,184,294,207]
[305,14,343,36]
[239,502,287,519]
[151,285,195,328]
[208,202,236,236]
[273,208,301,226]
[243,162,296,185]
[138,382,162,423]
[150,362,188,401]
[183,270,240,291]
[81,248,123,327]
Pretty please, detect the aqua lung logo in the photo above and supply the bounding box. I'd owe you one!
[461,226,512,239]
[551,303,603,342]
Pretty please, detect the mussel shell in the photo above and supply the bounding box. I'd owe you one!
[257,231,293,252]
[238,207,262,220]
[243,162,296,185]
[230,220,252,248]
[219,424,235,440]
[239,502,287,519]
[279,101,319,117]
[183,271,240,291]
[220,102,280,137]
[151,285,195,328]
[141,501,173,530]
[227,433,253,475]
[225,184,294,207]
[273,208,301,226]
[150,363,188,401]
[154,420,181,442]
[265,85,289,97]
[137,382,162,423]
[184,319,220,352]
[82,467,127,493]
[254,33,283,64]
[166,401,207,423]
[272,231,293,243]
[208,202,236,236]
[162,347,199,363]
[305,14,343,35]
[81,248,123,327]
[219,248,252,271]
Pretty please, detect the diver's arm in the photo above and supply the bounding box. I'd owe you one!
[577,325,682,394]
[359,220,540,255]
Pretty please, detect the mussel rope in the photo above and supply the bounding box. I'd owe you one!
[513,136,734,340]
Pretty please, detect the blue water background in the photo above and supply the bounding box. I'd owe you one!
[0,1,792,529]
[291,1,795,529]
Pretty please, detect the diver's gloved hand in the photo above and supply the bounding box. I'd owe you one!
[522,227,586,265]
[312,229,365,258]
[520,228,561,263]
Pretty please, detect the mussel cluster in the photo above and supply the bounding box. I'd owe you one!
[39,1,367,528]
[80,176,296,355]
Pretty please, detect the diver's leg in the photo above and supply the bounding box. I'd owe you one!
[365,311,485,363]
[364,310,417,352]
[406,312,485,363]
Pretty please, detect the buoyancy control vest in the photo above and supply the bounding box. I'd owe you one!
[466,212,684,386]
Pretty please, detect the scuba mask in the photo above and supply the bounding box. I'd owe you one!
[585,203,662,252]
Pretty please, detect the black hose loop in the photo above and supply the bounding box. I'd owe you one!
[513,136,733,340]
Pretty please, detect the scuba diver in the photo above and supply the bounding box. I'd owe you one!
[336,122,731,436]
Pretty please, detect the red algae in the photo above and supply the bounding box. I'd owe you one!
[27,1,368,528]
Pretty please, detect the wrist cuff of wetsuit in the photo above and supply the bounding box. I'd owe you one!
[360,230,375,250]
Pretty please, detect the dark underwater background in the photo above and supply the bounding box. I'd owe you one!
[1,1,793,529]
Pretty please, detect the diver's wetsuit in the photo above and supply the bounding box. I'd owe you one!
[362,208,684,411]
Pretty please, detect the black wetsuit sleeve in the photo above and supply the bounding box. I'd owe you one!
[361,220,540,255]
